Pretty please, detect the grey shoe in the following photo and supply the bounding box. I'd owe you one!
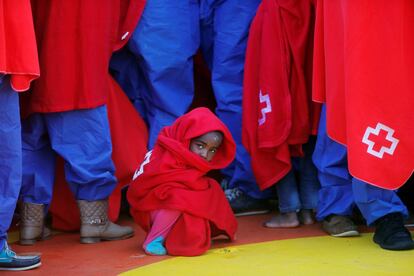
[322,215,360,237]
[19,202,51,245]
[77,199,134,244]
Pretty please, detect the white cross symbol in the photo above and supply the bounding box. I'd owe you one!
[258,90,272,126]
[362,123,399,159]
[132,150,153,180]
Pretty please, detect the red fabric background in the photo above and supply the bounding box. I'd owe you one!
[0,0,39,91]
[20,0,145,115]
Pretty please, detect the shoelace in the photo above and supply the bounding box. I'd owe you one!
[224,188,242,201]
[0,244,16,260]
[220,179,229,190]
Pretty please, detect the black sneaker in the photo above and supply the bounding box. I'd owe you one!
[0,243,41,271]
[225,188,270,216]
[373,212,414,251]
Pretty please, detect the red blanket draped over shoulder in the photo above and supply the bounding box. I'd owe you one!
[21,0,146,114]
[128,107,237,256]
[0,0,39,91]
[312,0,414,189]
[242,0,320,190]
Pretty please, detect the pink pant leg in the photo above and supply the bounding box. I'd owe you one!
[143,209,181,248]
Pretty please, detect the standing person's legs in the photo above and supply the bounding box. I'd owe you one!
[313,106,358,236]
[296,136,320,224]
[0,78,22,250]
[0,76,41,271]
[45,106,134,243]
[19,114,55,245]
[204,0,272,214]
[128,0,200,148]
[353,179,414,250]
[264,170,301,228]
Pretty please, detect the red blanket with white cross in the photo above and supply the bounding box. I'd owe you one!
[242,0,320,190]
[312,0,414,189]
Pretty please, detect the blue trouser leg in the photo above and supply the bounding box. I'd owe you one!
[278,138,320,213]
[47,106,117,200]
[0,77,21,251]
[110,48,148,122]
[21,115,56,205]
[276,170,301,213]
[128,0,200,148]
[295,136,320,210]
[21,106,117,203]
[314,106,354,221]
[353,179,408,226]
[201,0,271,199]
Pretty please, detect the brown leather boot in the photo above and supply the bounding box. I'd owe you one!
[19,202,51,245]
[77,199,134,244]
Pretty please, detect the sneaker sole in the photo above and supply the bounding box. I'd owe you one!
[0,261,41,271]
[331,230,360,237]
[235,210,270,217]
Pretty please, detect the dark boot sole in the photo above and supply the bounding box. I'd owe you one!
[19,230,52,246]
[80,233,134,244]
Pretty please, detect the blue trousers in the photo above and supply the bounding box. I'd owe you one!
[313,106,408,225]
[20,105,117,205]
[276,137,320,213]
[127,0,270,199]
[0,76,22,251]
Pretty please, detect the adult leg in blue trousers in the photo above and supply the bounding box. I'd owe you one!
[352,178,413,250]
[313,105,357,238]
[20,106,134,245]
[0,76,41,271]
[128,0,200,148]
[314,105,413,250]
[200,0,273,215]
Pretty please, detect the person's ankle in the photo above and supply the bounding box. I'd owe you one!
[299,209,315,225]
[144,236,167,256]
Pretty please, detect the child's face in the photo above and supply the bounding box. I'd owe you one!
[189,131,223,162]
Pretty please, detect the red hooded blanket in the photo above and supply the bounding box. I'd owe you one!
[312,0,414,189]
[0,0,39,91]
[243,0,320,190]
[128,107,237,256]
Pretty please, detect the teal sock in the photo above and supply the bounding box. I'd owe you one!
[144,236,166,256]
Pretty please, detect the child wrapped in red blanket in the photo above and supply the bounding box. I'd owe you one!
[127,107,238,256]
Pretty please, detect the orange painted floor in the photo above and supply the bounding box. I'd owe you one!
[3,214,378,276]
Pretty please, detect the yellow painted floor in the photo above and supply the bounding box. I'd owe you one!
[123,233,414,276]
